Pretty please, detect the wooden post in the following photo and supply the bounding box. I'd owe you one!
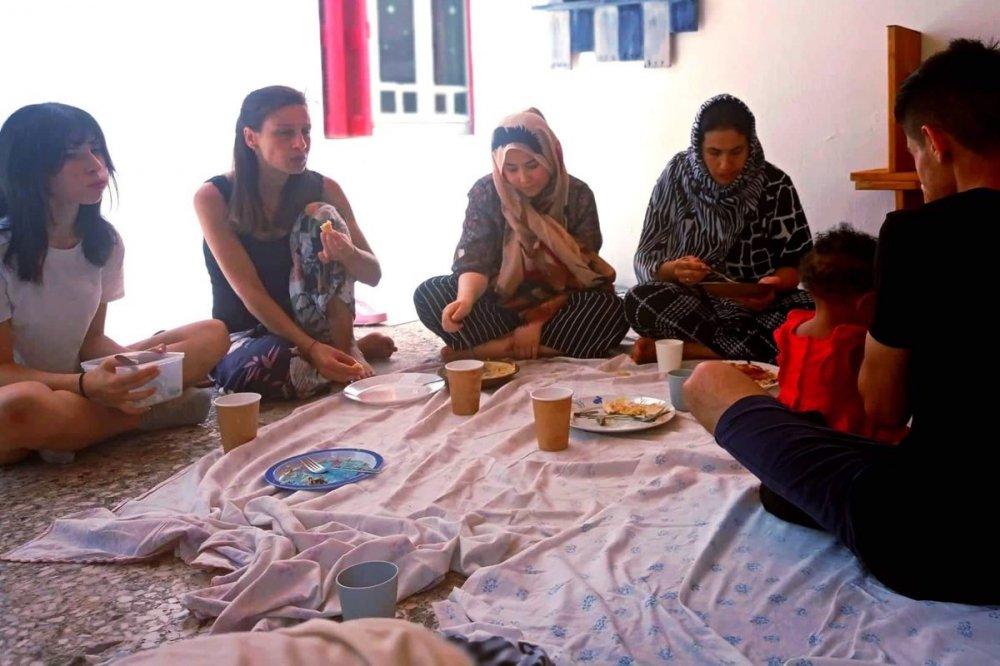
[887,25,922,173]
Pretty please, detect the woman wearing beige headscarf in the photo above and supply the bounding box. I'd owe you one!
[414,109,627,360]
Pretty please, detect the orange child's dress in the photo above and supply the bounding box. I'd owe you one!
[774,310,908,444]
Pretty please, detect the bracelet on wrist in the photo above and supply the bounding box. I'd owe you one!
[78,371,89,399]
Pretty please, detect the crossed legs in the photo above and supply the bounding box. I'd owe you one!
[0,382,140,465]
[130,319,230,387]
[2,320,231,466]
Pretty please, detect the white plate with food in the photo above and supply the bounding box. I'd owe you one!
[571,395,675,433]
[725,361,779,390]
[343,373,446,406]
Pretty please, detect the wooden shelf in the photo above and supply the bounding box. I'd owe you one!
[849,168,920,190]
[851,25,923,210]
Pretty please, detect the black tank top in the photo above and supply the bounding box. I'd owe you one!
[203,171,324,333]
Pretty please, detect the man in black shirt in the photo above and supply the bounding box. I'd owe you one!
[684,38,1000,605]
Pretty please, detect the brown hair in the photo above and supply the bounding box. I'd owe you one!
[799,223,877,302]
[230,85,307,235]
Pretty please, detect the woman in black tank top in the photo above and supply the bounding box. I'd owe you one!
[195,86,394,399]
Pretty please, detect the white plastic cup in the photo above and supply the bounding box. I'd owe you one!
[336,560,399,620]
[80,351,185,408]
[214,392,262,453]
[667,368,694,412]
[655,339,684,375]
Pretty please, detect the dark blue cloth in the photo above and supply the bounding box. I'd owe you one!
[210,329,296,399]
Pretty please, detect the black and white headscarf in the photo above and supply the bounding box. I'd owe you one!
[634,94,809,283]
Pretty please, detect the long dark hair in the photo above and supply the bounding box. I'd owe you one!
[230,85,307,235]
[0,103,118,283]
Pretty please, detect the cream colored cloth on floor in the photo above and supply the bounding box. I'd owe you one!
[5,356,710,632]
[114,618,472,666]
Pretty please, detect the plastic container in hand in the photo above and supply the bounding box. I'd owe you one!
[80,351,185,407]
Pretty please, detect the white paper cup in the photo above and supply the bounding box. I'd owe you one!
[214,392,262,452]
[530,386,574,452]
[655,339,684,374]
[336,560,399,620]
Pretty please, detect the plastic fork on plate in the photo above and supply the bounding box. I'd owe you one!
[300,455,381,475]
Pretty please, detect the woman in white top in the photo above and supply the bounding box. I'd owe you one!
[0,103,230,465]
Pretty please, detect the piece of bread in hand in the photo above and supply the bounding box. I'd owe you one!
[320,220,333,234]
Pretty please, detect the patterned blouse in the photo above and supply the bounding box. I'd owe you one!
[633,94,813,284]
[452,174,603,278]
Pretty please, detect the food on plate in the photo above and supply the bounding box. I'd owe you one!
[603,397,665,418]
[729,361,777,387]
[482,360,516,380]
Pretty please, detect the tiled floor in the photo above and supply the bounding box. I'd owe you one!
[0,322,463,666]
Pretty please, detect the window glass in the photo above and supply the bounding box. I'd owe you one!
[432,0,466,86]
[378,0,416,83]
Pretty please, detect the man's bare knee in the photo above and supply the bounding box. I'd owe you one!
[685,362,763,434]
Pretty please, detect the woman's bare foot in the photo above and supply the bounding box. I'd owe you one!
[358,332,396,359]
[348,344,376,377]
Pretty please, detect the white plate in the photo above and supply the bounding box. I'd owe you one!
[343,373,445,406]
[571,395,676,433]
[725,361,779,390]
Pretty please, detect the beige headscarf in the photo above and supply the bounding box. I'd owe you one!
[491,109,614,300]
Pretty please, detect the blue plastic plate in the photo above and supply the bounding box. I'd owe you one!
[264,448,384,491]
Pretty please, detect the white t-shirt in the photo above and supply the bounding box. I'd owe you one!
[0,222,125,373]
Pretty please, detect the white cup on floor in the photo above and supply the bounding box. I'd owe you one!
[655,339,684,375]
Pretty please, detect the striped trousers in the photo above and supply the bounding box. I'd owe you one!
[624,281,814,363]
[413,274,629,359]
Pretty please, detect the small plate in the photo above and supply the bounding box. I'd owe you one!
[265,448,384,491]
[700,282,775,299]
[725,360,779,390]
[343,373,445,406]
[437,359,520,389]
[571,395,675,433]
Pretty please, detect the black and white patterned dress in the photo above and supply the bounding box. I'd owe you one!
[414,174,628,358]
[625,95,813,362]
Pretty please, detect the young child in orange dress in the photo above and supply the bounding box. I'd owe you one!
[774,223,908,444]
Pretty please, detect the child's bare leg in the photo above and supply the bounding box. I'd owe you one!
[129,320,230,387]
[0,382,139,465]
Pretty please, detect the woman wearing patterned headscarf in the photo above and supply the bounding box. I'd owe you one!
[625,94,814,363]
[414,109,627,360]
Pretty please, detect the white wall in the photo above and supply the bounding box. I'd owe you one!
[2,0,998,342]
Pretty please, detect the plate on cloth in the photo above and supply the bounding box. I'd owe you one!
[343,373,445,406]
[571,395,675,433]
[437,359,520,389]
[725,360,779,390]
[700,282,774,299]
[265,448,384,491]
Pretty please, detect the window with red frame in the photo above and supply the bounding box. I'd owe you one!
[319,0,473,138]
